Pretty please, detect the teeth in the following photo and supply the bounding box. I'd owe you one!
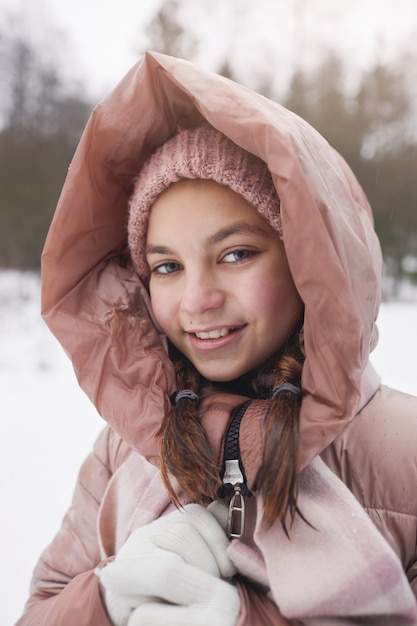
[195,328,230,339]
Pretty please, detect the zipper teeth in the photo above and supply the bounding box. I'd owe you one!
[224,401,251,461]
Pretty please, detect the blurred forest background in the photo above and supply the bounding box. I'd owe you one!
[1,0,416,295]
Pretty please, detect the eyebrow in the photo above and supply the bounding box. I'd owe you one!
[146,244,176,256]
[146,222,269,256]
[205,222,269,246]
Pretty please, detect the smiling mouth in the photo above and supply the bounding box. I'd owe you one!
[193,327,241,340]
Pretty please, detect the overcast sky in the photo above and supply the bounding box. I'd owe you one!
[2,0,417,99]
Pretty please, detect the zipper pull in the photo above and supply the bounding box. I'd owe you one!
[222,459,246,539]
[228,483,246,539]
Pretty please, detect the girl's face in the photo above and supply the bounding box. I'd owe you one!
[146,179,302,382]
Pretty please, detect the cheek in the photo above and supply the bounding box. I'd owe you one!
[253,274,302,328]
[149,286,174,334]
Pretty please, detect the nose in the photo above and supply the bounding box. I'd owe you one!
[180,270,225,315]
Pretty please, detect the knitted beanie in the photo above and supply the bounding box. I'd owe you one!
[128,127,281,282]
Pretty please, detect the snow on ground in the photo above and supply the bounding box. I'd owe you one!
[1,271,104,626]
[1,269,416,625]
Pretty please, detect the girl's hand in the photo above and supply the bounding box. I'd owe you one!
[126,557,240,626]
[97,503,239,626]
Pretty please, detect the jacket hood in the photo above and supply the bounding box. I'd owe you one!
[41,51,382,469]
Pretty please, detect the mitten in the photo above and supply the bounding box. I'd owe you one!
[127,561,240,626]
[97,503,238,626]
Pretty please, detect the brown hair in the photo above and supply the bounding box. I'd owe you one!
[256,339,303,531]
[159,357,221,505]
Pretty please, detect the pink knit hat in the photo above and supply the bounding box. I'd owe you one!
[128,127,281,282]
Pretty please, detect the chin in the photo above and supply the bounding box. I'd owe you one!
[195,364,251,384]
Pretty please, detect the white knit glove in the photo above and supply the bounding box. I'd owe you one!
[97,503,240,626]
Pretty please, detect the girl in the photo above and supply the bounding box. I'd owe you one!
[16,52,417,625]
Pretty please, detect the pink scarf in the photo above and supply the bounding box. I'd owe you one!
[227,455,417,623]
[226,364,417,623]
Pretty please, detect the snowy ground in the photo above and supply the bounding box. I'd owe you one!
[1,269,417,625]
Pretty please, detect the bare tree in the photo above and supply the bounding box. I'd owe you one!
[139,0,198,59]
[0,10,92,268]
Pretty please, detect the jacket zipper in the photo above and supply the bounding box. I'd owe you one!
[218,400,253,539]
